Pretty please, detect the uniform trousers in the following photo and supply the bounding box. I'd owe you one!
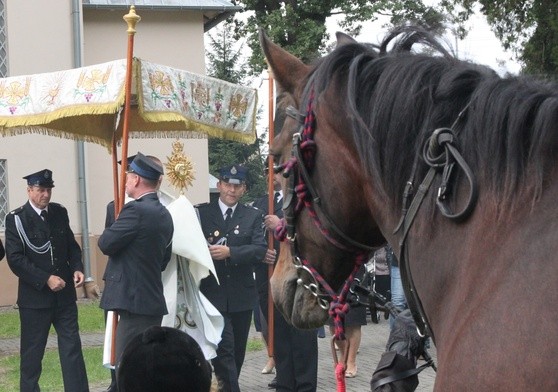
[114,310,163,366]
[274,309,318,392]
[19,303,89,392]
[211,309,252,392]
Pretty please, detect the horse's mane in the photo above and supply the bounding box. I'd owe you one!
[310,26,558,211]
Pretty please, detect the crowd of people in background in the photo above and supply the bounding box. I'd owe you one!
[0,157,409,392]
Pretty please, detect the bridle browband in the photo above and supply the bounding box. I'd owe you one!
[274,83,377,340]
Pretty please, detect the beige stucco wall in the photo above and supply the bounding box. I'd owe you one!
[0,2,212,306]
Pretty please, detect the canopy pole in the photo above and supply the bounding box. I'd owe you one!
[111,5,141,368]
[111,135,119,217]
[266,71,275,360]
[117,6,141,213]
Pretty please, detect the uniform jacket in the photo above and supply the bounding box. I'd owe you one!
[4,201,83,308]
[197,201,267,313]
[99,192,173,316]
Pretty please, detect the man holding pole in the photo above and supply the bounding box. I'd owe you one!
[253,171,319,391]
[98,152,174,384]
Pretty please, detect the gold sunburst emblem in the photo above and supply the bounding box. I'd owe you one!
[166,140,195,193]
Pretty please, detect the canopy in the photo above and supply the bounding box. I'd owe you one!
[0,58,258,148]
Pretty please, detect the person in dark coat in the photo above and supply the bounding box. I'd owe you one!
[99,152,174,379]
[102,155,137,392]
[253,171,319,391]
[4,169,89,392]
[197,164,267,392]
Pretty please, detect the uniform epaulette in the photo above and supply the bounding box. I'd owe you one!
[9,205,25,215]
[194,202,210,209]
[49,202,63,208]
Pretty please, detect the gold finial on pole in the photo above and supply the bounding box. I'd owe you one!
[123,5,141,34]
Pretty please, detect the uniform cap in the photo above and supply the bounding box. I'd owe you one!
[117,154,137,169]
[128,152,164,180]
[23,169,54,188]
[219,165,247,185]
[117,326,212,392]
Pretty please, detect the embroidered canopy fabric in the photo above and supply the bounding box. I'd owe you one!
[0,58,258,147]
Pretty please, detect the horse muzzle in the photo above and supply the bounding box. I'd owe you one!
[270,252,329,329]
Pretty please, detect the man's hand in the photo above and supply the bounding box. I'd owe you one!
[209,244,231,260]
[47,275,66,292]
[264,214,281,231]
[73,271,85,288]
[262,248,277,265]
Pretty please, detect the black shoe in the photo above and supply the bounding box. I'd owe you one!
[268,377,277,389]
[106,381,118,392]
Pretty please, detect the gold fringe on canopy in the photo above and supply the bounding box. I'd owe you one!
[0,58,258,148]
[135,59,258,144]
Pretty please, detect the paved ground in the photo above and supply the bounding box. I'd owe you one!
[0,317,437,391]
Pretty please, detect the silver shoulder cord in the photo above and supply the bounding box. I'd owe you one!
[14,215,53,263]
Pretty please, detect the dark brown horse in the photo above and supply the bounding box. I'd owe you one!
[261,27,558,391]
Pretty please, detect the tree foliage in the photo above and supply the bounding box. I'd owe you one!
[447,0,558,74]
[235,0,447,74]
[230,0,558,76]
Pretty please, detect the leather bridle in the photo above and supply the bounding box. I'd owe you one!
[274,82,378,339]
[274,79,478,345]
[393,102,478,340]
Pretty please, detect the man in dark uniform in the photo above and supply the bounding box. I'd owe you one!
[98,152,174,380]
[4,169,89,392]
[253,171,319,391]
[102,155,135,392]
[197,165,267,392]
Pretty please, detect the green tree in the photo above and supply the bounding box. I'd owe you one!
[233,0,558,75]
[236,0,447,74]
[445,0,558,74]
[206,23,267,201]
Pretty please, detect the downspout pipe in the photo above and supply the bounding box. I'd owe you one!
[71,0,93,282]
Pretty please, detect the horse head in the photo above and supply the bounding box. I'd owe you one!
[260,30,388,328]
[262,26,558,390]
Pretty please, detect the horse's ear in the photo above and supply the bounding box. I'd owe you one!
[335,32,357,47]
[259,28,310,95]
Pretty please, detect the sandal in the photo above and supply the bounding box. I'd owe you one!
[345,367,358,378]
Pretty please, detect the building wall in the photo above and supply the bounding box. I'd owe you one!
[0,2,211,306]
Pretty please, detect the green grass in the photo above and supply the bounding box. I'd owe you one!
[0,300,264,391]
[0,347,109,392]
[0,300,106,338]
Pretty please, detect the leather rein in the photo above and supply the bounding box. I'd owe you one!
[393,102,478,340]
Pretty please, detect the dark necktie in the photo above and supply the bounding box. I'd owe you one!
[40,210,48,222]
[224,208,233,228]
